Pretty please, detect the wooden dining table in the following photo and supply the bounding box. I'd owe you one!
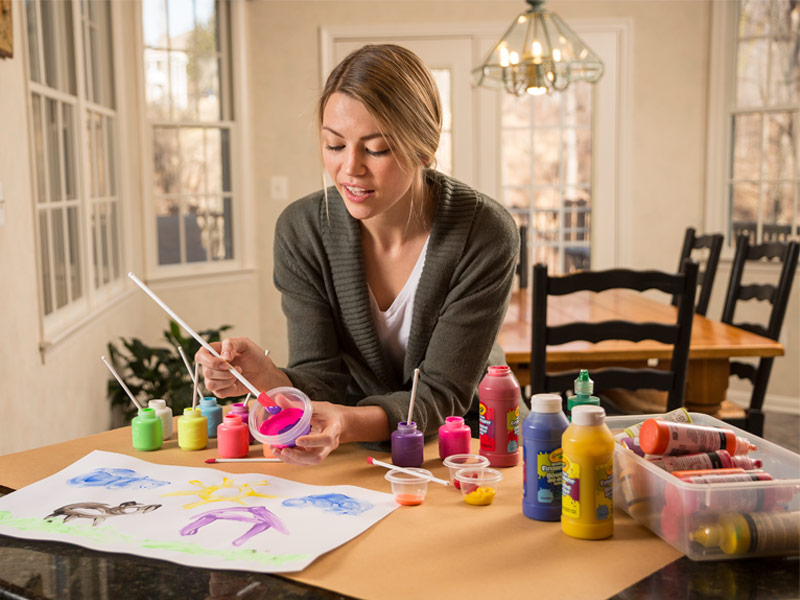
[498,288,785,415]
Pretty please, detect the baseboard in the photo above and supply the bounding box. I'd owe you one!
[727,389,800,416]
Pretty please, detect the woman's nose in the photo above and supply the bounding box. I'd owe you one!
[344,148,365,175]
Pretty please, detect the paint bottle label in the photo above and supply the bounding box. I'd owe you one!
[535,448,563,504]
[479,405,520,453]
[562,458,581,518]
[595,458,614,521]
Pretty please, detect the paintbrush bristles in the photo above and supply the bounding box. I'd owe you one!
[407,368,420,425]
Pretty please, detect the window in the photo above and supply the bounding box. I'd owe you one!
[25,0,122,329]
[142,0,235,268]
[430,68,452,176]
[501,83,593,274]
[729,0,799,244]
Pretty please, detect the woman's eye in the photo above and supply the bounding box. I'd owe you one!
[366,148,389,157]
[325,144,344,152]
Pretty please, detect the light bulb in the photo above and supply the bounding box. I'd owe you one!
[553,48,561,62]
[532,41,542,57]
[500,46,510,67]
[510,51,520,65]
[526,86,546,96]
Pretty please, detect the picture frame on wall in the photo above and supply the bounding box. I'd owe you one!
[0,0,12,59]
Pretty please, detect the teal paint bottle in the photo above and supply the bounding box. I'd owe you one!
[199,397,223,438]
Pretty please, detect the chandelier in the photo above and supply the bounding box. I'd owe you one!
[472,0,604,96]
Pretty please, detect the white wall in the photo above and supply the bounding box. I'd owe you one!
[0,0,797,455]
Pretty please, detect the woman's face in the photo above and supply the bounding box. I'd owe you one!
[321,92,418,225]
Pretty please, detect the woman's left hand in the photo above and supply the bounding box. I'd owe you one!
[271,401,346,465]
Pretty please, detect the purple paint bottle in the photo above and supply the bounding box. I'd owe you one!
[523,393,569,521]
[230,402,254,444]
[438,416,472,459]
[391,421,424,468]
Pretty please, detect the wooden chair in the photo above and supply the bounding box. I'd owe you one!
[530,260,699,413]
[672,227,723,316]
[719,234,799,436]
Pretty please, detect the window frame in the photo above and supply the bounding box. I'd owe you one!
[706,0,800,251]
[23,0,128,351]
[136,0,249,280]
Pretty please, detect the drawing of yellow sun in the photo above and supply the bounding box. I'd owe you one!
[162,477,278,509]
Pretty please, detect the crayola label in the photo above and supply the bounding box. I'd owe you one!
[562,456,581,517]
[479,403,495,451]
[535,447,563,504]
[596,458,614,521]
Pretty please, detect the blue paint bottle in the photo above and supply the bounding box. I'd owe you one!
[199,397,223,438]
[523,393,569,521]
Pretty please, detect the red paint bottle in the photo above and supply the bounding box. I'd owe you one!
[478,366,521,467]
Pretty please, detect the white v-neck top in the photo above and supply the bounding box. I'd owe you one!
[367,236,430,377]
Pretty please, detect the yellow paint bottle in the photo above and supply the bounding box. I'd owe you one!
[561,405,614,539]
[177,407,208,451]
[690,511,800,555]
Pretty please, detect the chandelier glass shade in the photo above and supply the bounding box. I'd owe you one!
[472,1,604,96]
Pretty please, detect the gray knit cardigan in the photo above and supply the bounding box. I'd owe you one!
[273,170,519,437]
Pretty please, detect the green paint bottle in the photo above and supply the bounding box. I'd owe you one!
[178,407,209,451]
[131,407,163,451]
[566,369,600,420]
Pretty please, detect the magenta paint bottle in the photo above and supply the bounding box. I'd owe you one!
[478,365,521,467]
[391,421,424,468]
[230,402,254,444]
[438,416,472,459]
[217,414,249,458]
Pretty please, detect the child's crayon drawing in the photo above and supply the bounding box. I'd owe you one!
[0,450,397,573]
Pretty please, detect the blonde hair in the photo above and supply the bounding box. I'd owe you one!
[318,45,442,221]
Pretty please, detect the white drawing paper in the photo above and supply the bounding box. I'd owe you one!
[0,450,398,573]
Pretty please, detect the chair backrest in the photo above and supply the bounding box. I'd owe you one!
[672,227,723,316]
[720,234,799,434]
[531,260,699,412]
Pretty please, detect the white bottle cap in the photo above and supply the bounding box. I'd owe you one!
[532,394,563,414]
[571,404,606,426]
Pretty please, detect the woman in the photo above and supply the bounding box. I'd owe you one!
[196,44,518,465]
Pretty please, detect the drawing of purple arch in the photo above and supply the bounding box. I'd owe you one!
[180,507,289,546]
[67,468,169,490]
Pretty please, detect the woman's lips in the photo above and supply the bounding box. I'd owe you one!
[341,183,374,203]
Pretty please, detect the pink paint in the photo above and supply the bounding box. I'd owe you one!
[217,414,249,458]
[438,416,472,459]
[258,408,310,448]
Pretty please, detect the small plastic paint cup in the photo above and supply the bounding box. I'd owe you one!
[454,467,503,506]
[384,468,432,506]
[443,454,490,489]
[249,387,312,448]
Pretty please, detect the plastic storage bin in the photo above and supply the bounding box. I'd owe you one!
[609,412,800,561]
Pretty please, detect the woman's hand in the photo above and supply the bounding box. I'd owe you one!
[272,402,391,466]
[271,401,346,466]
[194,337,290,397]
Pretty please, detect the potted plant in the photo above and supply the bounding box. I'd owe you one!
[106,320,236,425]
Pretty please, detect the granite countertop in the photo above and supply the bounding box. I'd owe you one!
[0,528,798,599]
